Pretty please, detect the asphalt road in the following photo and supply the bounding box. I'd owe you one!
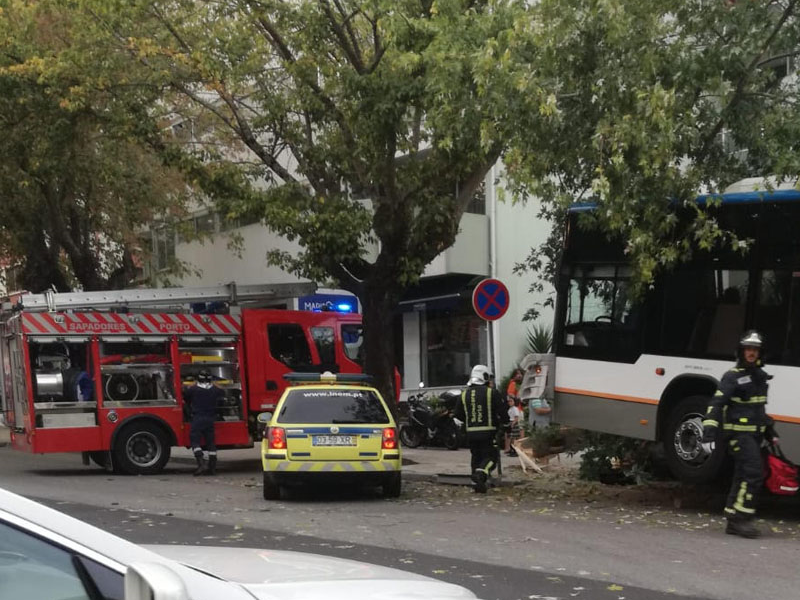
[2,446,799,600]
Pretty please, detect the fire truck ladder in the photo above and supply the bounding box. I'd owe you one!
[3,282,317,313]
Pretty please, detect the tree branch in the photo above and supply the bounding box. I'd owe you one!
[212,84,301,185]
[325,0,365,73]
[250,10,362,165]
[698,0,798,158]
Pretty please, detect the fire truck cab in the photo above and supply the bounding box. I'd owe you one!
[0,284,366,475]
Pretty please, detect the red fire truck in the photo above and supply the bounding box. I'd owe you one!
[0,283,368,475]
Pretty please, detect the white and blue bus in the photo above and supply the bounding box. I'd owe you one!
[553,179,800,483]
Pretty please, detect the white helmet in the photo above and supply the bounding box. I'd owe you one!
[739,330,764,348]
[467,364,491,386]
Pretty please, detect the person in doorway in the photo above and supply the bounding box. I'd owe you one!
[454,365,509,493]
[701,330,779,538]
[183,369,224,476]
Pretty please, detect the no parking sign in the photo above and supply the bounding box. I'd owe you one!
[472,278,510,321]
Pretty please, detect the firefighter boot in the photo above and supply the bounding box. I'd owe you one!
[471,469,488,494]
[205,455,217,476]
[725,516,760,539]
[193,451,206,477]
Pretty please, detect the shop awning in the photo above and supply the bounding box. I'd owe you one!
[397,274,484,312]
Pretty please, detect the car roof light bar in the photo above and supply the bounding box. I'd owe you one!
[283,372,374,384]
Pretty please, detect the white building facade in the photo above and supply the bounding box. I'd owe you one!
[150,166,553,393]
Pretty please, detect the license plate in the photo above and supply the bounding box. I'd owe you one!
[312,435,356,446]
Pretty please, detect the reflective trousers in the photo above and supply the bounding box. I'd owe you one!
[725,433,764,519]
[468,434,498,476]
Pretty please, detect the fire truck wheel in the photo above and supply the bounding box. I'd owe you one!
[88,451,110,468]
[263,473,282,500]
[663,395,726,484]
[113,421,171,475]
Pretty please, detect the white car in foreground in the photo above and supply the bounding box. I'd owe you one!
[0,487,477,600]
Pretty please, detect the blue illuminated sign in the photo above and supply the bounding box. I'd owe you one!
[298,293,359,313]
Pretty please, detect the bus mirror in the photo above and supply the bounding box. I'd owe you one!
[257,412,273,424]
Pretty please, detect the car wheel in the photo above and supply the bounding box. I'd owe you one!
[112,421,171,475]
[382,472,401,498]
[664,395,725,484]
[263,472,281,500]
[399,425,423,448]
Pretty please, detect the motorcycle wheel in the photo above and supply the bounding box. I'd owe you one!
[399,425,424,448]
[442,423,460,451]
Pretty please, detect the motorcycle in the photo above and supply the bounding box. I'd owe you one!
[399,386,463,450]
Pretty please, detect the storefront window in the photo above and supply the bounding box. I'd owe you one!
[423,308,485,387]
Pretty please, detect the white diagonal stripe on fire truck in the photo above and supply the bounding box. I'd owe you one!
[26,313,60,334]
[220,314,242,332]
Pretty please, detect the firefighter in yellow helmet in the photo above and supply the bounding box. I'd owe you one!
[701,330,779,538]
[453,365,509,493]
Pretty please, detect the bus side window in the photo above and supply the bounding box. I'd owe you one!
[678,268,748,358]
[756,270,800,366]
[561,267,641,361]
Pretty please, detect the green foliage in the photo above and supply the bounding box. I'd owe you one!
[501,0,800,297]
[67,0,521,398]
[577,432,655,485]
[526,323,553,354]
[0,1,197,291]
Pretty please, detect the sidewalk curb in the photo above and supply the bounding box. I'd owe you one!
[402,472,439,483]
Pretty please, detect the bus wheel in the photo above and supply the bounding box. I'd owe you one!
[113,421,171,475]
[664,395,725,484]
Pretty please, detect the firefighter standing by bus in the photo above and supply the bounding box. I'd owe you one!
[184,369,224,476]
[701,330,779,538]
[454,365,509,493]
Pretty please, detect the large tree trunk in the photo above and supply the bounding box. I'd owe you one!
[360,276,400,411]
[20,230,70,293]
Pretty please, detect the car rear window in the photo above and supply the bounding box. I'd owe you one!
[277,388,390,424]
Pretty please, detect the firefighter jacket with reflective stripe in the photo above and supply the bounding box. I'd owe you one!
[454,385,509,439]
[702,366,776,441]
[184,384,224,420]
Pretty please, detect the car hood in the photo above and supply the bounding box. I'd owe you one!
[147,546,477,600]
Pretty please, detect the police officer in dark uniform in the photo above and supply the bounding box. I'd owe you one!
[454,365,509,493]
[701,330,779,538]
[183,369,224,476]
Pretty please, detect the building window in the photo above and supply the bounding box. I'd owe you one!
[220,211,260,232]
[194,212,216,234]
[465,181,486,215]
[152,227,175,271]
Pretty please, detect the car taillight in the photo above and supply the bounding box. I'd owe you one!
[382,428,397,450]
[268,427,286,450]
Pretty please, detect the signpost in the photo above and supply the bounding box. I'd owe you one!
[472,278,510,321]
